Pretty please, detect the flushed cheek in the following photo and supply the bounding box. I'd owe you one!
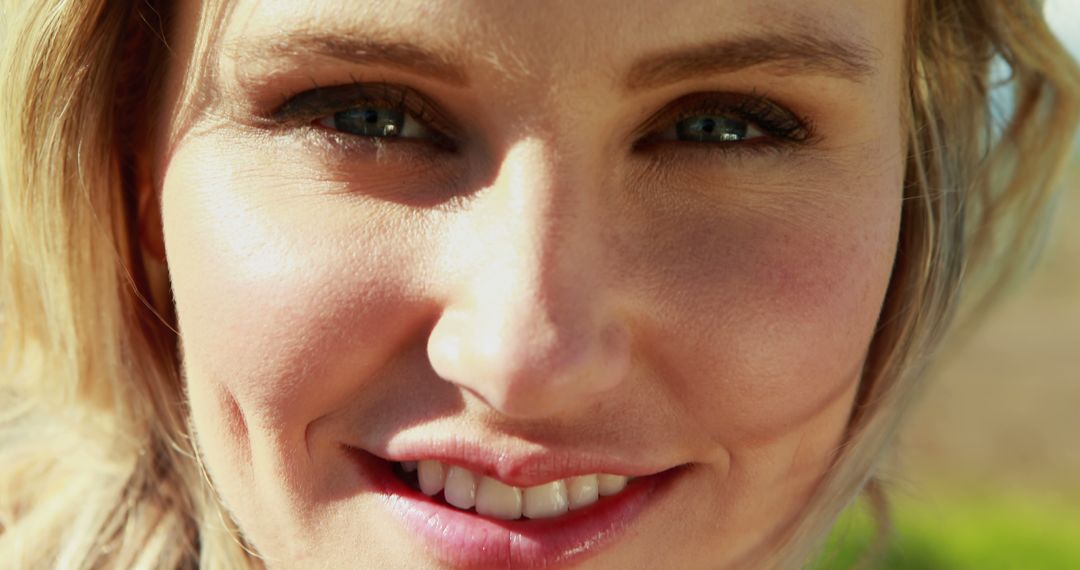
[632,179,901,444]
[722,228,887,434]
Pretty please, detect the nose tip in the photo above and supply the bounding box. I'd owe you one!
[427,301,631,419]
[425,138,631,419]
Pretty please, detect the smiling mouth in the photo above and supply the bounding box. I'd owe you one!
[392,459,635,520]
[349,446,686,568]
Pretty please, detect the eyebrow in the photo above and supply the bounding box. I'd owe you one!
[622,32,878,92]
[225,31,471,88]
[224,28,876,93]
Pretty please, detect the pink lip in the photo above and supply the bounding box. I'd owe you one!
[346,447,684,569]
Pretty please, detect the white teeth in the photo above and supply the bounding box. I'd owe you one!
[418,460,445,496]
[475,476,523,520]
[522,480,569,519]
[401,460,634,520]
[567,475,599,509]
[443,466,478,509]
[597,474,628,496]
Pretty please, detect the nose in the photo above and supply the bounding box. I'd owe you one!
[426,140,631,419]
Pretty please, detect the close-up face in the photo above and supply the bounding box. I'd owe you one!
[155,0,906,567]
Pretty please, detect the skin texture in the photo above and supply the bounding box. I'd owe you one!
[148,0,906,567]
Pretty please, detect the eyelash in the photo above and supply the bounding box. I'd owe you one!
[267,82,816,157]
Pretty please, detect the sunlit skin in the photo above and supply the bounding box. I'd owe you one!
[146,0,905,567]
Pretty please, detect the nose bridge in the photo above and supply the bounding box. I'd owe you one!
[498,139,590,308]
[427,139,630,418]
[487,141,595,369]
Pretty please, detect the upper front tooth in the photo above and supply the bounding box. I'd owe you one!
[597,474,628,496]
[443,466,478,509]
[475,476,523,520]
[522,480,569,519]
[567,474,599,509]
[411,458,633,517]
[418,460,445,496]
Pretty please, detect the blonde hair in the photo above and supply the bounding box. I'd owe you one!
[1,1,1077,569]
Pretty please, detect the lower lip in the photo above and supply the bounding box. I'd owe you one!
[347,449,681,569]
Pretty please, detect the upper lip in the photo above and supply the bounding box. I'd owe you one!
[357,436,679,488]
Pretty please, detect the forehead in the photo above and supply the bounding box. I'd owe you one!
[207,0,900,90]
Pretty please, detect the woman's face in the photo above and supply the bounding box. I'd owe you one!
[155,0,905,567]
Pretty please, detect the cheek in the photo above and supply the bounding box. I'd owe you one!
[629,162,902,444]
[162,139,429,440]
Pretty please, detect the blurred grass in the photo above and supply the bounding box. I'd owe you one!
[816,492,1080,569]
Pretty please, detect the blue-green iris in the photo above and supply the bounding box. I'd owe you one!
[675,116,747,142]
[333,107,406,137]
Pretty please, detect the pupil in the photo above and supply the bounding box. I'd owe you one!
[333,107,406,138]
[675,116,747,142]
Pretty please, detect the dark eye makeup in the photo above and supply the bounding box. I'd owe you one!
[266,82,817,158]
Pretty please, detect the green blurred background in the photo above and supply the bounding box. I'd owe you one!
[819,4,1080,566]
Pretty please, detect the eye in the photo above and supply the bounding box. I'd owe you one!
[270,83,459,151]
[316,105,432,140]
[636,92,813,151]
[660,116,766,143]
